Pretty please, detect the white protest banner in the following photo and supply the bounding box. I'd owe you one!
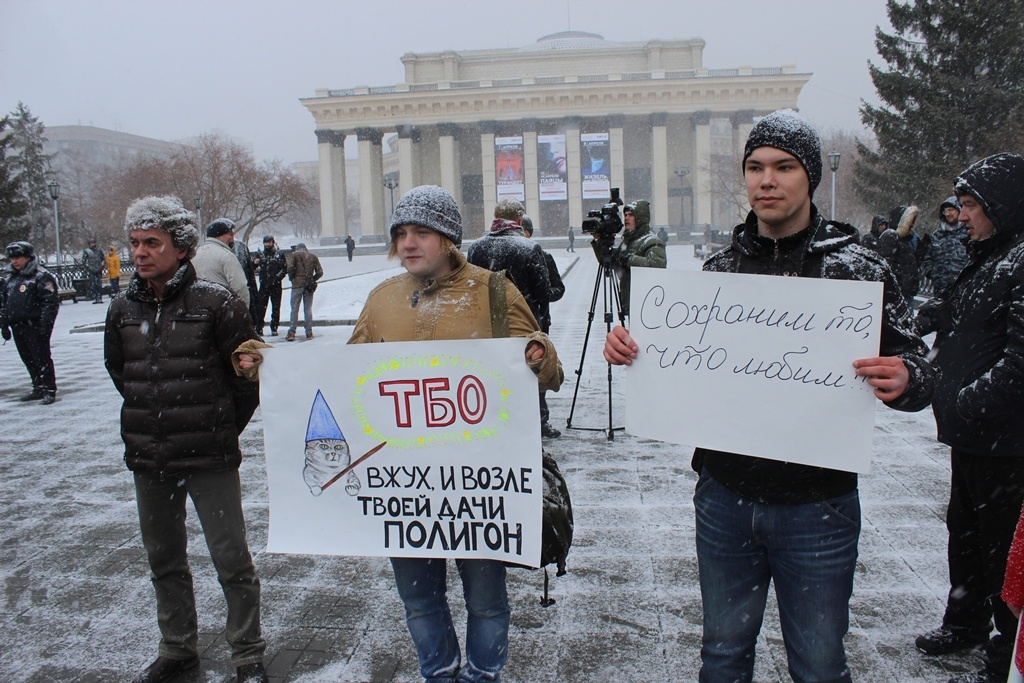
[258,338,543,565]
[625,268,884,473]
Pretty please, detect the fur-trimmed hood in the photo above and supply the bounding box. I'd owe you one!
[889,205,920,239]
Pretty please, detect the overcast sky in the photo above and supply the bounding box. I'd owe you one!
[1,0,892,165]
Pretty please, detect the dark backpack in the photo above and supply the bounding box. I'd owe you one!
[487,271,574,596]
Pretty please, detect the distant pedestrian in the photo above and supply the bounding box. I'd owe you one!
[81,237,105,304]
[344,234,355,262]
[256,235,286,337]
[2,240,59,404]
[285,243,322,341]
[566,226,575,252]
[105,195,268,683]
[657,226,669,244]
[914,153,1024,683]
[192,218,250,307]
[105,245,121,296]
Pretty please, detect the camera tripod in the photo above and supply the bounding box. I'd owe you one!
[565,243,626,440]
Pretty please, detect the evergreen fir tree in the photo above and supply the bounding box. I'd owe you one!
[0,116,30,246]
[7,102,56,257]
[857,0,1024,210]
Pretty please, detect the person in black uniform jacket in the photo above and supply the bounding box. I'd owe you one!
[2,241,59,404]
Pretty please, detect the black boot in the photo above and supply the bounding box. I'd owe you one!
[916,625,989,655]
[131,655,199,683]
[20,389,44,402]
[236,661,268,683]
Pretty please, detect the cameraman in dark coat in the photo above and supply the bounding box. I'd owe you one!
[2,240,59,404]
[104,195,268,683]
[914,153,1024,683]
[614,199,666,318]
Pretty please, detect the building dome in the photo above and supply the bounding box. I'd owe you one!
[521,31,615,51]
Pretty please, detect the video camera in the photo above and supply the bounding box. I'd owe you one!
[581,187,624,260]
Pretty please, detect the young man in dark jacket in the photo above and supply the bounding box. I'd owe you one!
[104,195,268,683]
[914,153,1024,683]
[604,110,935,683]
[2,240,59,403]
[467,198,551,324]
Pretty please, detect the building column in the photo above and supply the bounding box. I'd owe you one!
[356,127,385,238]
[730,110,757,217]
[650,113,669,227]
[437,123,462,206]
[565,117,583,229]
[692,110,713,227]
[315,129,347,241]
[608,114,625,197]
[480,120,497,222]
[397,125,420,196]
[522,118,540,227]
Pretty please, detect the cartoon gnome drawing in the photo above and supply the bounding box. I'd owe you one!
[303,390,361,497]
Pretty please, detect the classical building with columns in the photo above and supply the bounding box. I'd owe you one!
[301,31,810,242]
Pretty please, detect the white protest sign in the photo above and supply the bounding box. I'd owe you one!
[625,268,884,473]
[258,338,542,565]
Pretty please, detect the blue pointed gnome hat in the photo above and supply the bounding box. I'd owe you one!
[305,390,346,442]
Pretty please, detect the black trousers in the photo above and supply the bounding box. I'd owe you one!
[943,448,1024,645]
[256,282,282,332]
[12,320,56,395]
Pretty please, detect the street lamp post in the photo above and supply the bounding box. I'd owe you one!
[828,151,841,221]
[194,194,203,235]
[674,165,691,231]
[382,176,399,221]
[47,181,61,267]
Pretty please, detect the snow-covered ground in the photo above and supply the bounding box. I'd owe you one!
[0,245,980,682]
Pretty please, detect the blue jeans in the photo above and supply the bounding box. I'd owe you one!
[87,270,103,301]
[694,471,860,683]
[390,557,509,682]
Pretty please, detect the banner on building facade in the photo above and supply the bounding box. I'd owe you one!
[258,338,544,564]
[495,136,525,201]
[581,132,611,200]
[538,134,568,201]
[623,269,884,474]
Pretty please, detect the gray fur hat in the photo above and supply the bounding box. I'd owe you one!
[389,185,463,246]
[124,195,200,260]
[743,109,823,196]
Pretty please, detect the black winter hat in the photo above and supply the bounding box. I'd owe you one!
[389,185,463,246]
[743,109,823,196]
[206,218,235,238]
[5,240,34,258]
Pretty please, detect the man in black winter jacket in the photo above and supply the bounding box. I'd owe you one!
[104,195,269,683]
[256,235,287,336]
[467,198,550,330]
[605,109,935,683]
[914,153,1024,683]
[2,240,59,403]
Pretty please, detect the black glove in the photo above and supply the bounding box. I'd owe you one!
[1,326,10,341]
[305,281,318,293]
[618,251,631,268]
